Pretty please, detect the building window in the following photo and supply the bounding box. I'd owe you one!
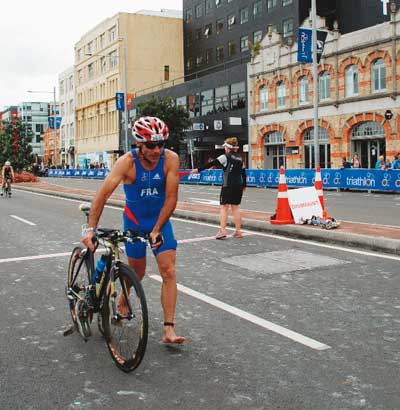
[109,50,118,68]
[185,9,193,22]
[215,0,222,7]
[298,76,309,105]
[88,63,94,79]
[109,26,117,42]
[185,33,193,48]
[253,30,262,44]
[231,82,246,109]
[216,18,224,34]
[345,65,359,97]
[186,57,194,70]
[215,85,229,111]
[101,57,107,74]
[240,7,249,24]
[100,33,105,48]
[188,94,200,117]
[259,85,268,111]
[216,45,224,62]
[372,58,386,92]
[276,81,286,108]
[240,35,249,52]
[303,127,331,169]
[60,81,65,96]
[283,18,293,37]
[196,55,204,67]
[195,28,202,40]
[228,14,236,30]
[206,48,213,64]
[319,71,331,100]
[206,0,213,14]
[204,23,212,37]
[268,0,277,9]
[283,0,293,6]
[253,1,262,18]
[196,4,203,18]
[228,41,236,57]
[201,89,214,115]
[176,96,187,110]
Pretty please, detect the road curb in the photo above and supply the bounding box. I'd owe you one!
[14,185,400,256]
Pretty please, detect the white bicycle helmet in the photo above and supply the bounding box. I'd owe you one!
[5,161,11,166]
[133,116,169,143]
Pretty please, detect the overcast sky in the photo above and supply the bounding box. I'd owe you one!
[0,0,182,111]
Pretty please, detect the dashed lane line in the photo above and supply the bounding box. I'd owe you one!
[10,215,36,226]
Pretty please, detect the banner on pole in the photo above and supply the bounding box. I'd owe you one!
[297,28,328,63]
[116,92,125,111]
[126,93,135,110]
[48,116,62,129]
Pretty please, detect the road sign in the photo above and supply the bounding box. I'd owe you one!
[193,123,205,131]
[214,120,223,131]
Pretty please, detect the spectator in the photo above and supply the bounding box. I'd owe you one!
[391,155,400,169]
[352,153,362,168]
[341,157,352,169]
[191,137,246,239]
[385,158,391,169]
[375,155,385,170]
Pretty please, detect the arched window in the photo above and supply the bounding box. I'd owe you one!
[264,131,285,169]
[298,76,309,105]
[259,85,268,111]
[276,81,286,108]
[345,64,359,97]
[319,71,331,100]
[302,127,331,169]
[372,58,386,92]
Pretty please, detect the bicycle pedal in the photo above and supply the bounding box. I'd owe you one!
[63,326,75,337]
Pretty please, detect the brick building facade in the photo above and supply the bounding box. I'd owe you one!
[248,8,400,169]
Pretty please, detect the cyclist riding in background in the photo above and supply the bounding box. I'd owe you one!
[82,116,185,344]
[1,161,15,197]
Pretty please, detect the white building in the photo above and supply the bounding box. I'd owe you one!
[58,66,75,166]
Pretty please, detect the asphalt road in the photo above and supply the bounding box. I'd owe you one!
[42,177,400,227]
[0,190,399,410]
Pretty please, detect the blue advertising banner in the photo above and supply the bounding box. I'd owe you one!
[116,93,125,111]
[44,168,400,192]
[298,28,312,63]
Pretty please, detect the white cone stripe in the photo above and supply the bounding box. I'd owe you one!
[316,190,324,196]
[277,191,288,198]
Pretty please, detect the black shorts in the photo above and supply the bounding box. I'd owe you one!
[220,186,243,205]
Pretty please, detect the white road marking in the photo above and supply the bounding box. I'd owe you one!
[150,274,330,351]
[0,252,71,264]
[189,197,220,206]
[10,215,36,226]
[14,189,400,261]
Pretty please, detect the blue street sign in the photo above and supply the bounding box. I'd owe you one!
[48,116,62,129]
[116,92,125,111]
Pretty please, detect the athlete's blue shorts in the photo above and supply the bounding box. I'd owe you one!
[123,212,177,259]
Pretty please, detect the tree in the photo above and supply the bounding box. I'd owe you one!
[134,96,191,152]
[0,119,34,171]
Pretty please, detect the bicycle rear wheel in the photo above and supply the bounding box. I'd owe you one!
[67,247,93,336]
[102,263,148,372]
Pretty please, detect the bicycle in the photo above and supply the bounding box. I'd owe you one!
[65,204,149,372]
[2,178,11,198]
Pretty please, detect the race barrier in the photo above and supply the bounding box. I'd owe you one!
[47,168,400,192]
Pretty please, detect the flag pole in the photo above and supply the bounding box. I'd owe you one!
[311,0,319,168]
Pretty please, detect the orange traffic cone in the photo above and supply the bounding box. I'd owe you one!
[270,167,294,225]
[314,166,330,219]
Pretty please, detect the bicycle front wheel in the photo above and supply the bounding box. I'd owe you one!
[67,247,93,333]
[102,263,148,372]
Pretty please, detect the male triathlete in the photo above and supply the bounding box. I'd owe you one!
[82,116,185,344]
[1,161,15,197]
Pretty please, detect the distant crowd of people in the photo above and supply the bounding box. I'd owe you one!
[341,153,400,170]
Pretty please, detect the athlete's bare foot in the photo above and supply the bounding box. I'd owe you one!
[162,323,185,344]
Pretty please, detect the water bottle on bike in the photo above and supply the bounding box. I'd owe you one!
[88,254,107,310]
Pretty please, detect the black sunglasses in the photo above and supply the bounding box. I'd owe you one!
[143,141,165,149]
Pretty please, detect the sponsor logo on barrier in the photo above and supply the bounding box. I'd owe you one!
[287,175,307,185]
[188,173,201,181]
[346,173,376,188]
[246,173,256,184]
[203,174,217,182]
[333,172,341,185]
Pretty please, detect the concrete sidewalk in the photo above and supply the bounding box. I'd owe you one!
[14,180,400,255]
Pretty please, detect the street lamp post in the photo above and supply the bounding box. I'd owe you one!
[311,0,319,168]
[27,88,58,166]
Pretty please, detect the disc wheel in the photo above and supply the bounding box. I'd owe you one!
[67,247,93,331]
[102,264,148,372]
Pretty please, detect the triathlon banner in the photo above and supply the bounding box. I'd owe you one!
[47,168,400,191]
